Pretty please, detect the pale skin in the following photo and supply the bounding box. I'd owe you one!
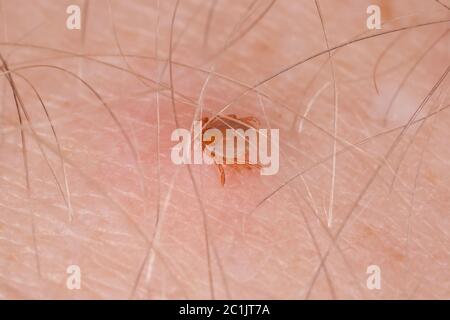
[0,0,449,299]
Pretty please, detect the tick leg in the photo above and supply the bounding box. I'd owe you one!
[216,163,225,186]
[242,116,260,128]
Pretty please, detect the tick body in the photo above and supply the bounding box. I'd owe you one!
[201,114,262,186]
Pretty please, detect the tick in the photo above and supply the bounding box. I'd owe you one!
[201,114,262,186]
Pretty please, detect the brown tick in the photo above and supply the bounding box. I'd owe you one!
[201,114,262,186]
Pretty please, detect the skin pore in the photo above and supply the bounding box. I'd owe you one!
[0,0,449,299]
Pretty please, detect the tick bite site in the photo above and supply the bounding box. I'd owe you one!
[170,120,280,176]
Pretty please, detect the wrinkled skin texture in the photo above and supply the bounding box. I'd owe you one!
[0,0,449,299]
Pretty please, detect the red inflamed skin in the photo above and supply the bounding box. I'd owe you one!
[0,0,449,299]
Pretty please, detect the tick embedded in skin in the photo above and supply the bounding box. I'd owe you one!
[201,114,262,186]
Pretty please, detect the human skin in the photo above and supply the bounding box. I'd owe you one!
[0,0,449,299]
